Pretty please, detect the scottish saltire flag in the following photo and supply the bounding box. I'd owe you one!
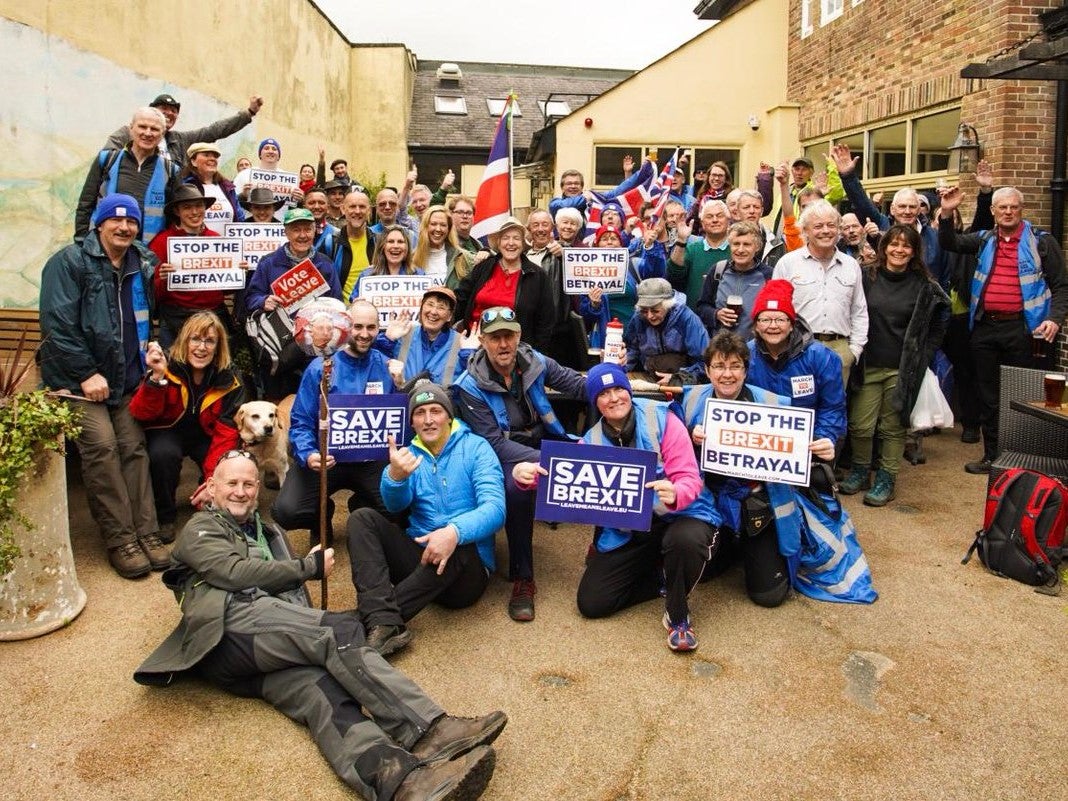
[583,158,657,242]
[471,96,514,241]
[648,148,680,223]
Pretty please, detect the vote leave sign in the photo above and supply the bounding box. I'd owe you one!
[166,237,245,291]
[224,222,286,269]
[535,441,657,530]
[359,274,435,325]
[270,259,330,313]
[250,168,298,204]
[700,398,814,486]
[327,394,409,462]
[562,248,628,295]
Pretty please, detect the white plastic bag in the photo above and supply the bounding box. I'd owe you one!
[910,368,954,431]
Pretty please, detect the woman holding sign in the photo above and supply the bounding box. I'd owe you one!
[150,184,232,348]
[353,225,424,300]
[129,312,243,542]
[571,363,721,652]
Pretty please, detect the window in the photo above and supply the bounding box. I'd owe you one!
[870,121,907,179]
[434,96,467,115]
[821,0,844,25]
[912,108,959,173]
[487,98,521,117]
[591,145,739,189]
[801,0,814,38]
[594,147,632,186]
[538,100,572,119]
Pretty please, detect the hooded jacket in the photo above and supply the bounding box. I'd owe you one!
[623,290,709,377]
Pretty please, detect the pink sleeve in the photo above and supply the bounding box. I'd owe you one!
[659,413,705,512]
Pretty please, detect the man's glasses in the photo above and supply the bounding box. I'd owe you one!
[219,449,259,465]
[481,307,517,324]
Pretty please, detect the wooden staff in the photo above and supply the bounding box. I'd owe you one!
[318,357,333,609]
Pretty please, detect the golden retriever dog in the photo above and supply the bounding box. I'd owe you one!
[234,398,292,490]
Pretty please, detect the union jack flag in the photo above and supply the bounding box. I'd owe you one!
[648,148,680,223]
[583,158,657,242]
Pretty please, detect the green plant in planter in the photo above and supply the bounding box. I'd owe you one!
[0,332,81,577]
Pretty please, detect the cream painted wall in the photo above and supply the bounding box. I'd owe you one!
[349,46,416,189]
[552,0,796,210]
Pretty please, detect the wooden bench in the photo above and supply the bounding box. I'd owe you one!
[0,308,42,391]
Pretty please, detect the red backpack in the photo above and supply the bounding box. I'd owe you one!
[963,469,1068,593]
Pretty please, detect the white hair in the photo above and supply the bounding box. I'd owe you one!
[554,207,583,227]
[131,106,166,128]
[991,187,1024,206]
[798,200,841,230]
[700,199,729,216]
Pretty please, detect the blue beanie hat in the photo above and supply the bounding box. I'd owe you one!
[586,362,632,406]
[91,193,142,228]
[258,137,281,157]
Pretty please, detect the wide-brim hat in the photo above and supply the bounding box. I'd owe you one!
[165,184,214,214]
[240,187,286,211]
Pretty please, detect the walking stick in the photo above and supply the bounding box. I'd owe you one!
[318,356,333,610]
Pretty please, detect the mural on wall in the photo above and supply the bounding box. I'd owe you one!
[0,18,260,309]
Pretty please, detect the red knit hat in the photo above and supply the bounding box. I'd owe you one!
[594,225,622,245]
[751,279,796,322]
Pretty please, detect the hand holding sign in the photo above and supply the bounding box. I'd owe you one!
[512,461,548,488]
[415,524,458,576]
[644,479,677,508]
[387,434,422,481]
[809,437,835,461]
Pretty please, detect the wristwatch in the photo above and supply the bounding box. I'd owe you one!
[146,375,168,387]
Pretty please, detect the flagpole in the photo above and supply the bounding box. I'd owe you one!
[507,92,515,216]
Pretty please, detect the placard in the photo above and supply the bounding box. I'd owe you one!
[224,222,286,269]
[327,393,409,462]
[270,258,330,313]
[700,398,814,486]
[535,441,657,530]
[165,236,245,291]
[359,273,435,325]
[249,168,298,204]
[562,247,628,295]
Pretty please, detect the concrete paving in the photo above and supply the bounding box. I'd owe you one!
[2,429,1066,800]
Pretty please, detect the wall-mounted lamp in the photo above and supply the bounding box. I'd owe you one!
[947,123,981,175]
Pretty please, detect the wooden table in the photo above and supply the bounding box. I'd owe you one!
[1009,399,1068,428]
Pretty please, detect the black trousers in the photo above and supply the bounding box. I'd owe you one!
[576,516,717,625]
[942,313,980,429]
[272,460,391,546]
[347,508,489,626]
[970,316,1037,460]
[145,425,211,525]
[705,525,790,608]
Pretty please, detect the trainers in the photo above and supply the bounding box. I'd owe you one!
[960,426,981,444]
[964,459,992,475]
[366,624,412,657]
[862,469,896,507]
[838,466,870,495]
[139,533,171,571]
[662,611,698,652]
[157,522,176,544]
[411,711,508,762]
[394,745,496,801]
[507,579,536,622]
[108,541,151,579]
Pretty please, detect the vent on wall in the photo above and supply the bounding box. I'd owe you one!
[436,63,463,83]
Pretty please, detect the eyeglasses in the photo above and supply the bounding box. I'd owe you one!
[709,362,746,373]
[756,316,791,327]
[219,449,259,465]
[190,336,218,348]
[636,305,665,316]
[481,307,517,324]
[452,209,474,216]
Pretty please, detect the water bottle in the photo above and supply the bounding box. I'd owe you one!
[602,318,624,364]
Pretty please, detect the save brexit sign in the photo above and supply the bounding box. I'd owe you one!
[166,237,245,291]
[327,394,409,462]
[700,398,814,486]
[562,248,628,295]
[535,441,657,530]
[224,222,286,269]
[270,258,330,313]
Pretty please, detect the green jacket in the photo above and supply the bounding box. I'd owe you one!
[134,509,322,686]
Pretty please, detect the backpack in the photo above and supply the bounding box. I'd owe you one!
[962,469,1068,592]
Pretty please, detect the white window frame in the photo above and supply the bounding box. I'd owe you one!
[538,100,572,118]
[801,0,814,39]
[486,98,521,117]
[821,0,844,26]
[433,96,467,115]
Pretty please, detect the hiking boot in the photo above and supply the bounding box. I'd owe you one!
[960,426,981,444]
[366,624,412,657]
[139,533,171,571]
[108,541,151,579]
[863,470,896,507]
[412,711,508,762]
[964,459,992,475]
[157,522,176,544]
[662,612,698,652]
[838,466,870,495]
[394,745,496,801]
[508,579,536,622]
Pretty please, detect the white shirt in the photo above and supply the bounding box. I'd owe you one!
[424,247,448,282]
[201,183,233,235]
[772,246,868,359]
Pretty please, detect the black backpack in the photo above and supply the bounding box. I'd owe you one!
[962,469,1068,593]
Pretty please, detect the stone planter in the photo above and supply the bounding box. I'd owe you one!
[0,448,86,640]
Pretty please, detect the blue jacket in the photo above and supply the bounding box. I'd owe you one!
[245,246,342,314]
[379,325,471,386]
[289,348,396,465]
[623,291,709,376]
[381,419,505,571]
[745,323,847,444]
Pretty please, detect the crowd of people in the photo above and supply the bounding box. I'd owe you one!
[34,92,1068,801]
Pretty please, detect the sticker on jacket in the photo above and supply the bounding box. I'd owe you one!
[365,381,384,395]
[791,375,815,398]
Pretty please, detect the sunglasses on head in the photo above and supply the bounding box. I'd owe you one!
[219,449,259,465]
[480,308,517,324]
